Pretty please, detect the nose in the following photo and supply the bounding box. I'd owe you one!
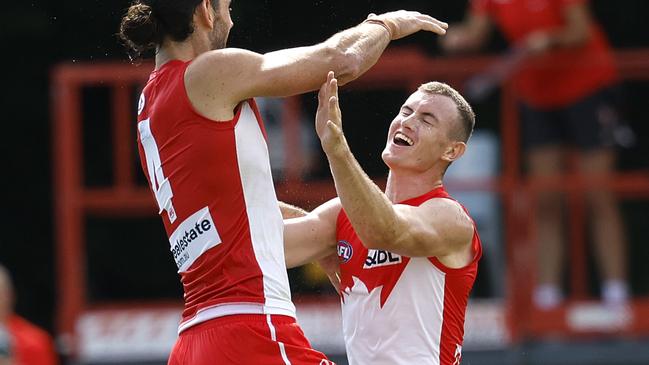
[400,114,417,130]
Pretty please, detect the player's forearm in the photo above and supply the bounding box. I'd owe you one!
[326,145,403,248]
[442,14,491,53]
[322,22,391,85]
[279,201,308,219]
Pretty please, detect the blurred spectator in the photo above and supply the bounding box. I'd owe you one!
[0,265,58,365]
[442,0,629,309]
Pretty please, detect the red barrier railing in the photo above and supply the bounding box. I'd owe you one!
[52,47,649,355]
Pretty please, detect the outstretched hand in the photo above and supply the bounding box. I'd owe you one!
[366,10,448,40]
[316,71,346,156]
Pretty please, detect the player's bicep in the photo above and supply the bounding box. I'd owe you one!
[189,46,350,105]
[284,199,341,268]
[247,45,355,98]
[387,200,473,257]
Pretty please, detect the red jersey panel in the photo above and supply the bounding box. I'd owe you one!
[8,315,58,365]
[472,0,617,107]
[336,187,482,365]
[136,60,295,333]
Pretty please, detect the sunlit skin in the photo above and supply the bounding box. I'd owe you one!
[207,0,233,50]
[381,91,466,202]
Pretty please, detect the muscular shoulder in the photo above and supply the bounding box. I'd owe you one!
[184,48,263,119]
[418,197,474,247]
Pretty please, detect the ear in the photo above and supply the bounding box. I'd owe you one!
[441,141,466,163]
[196,0,215,30]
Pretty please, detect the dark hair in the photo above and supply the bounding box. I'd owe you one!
[119,0,214,59]
[419,81,475,143]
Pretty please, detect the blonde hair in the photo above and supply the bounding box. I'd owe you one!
[418,82,475,142]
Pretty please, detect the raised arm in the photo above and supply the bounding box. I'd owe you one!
[524,2,592,53]
[187,11,448,114]
[441,11,492,53]
[283,198,341,269]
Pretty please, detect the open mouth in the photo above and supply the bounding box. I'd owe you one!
[393,131,414,146]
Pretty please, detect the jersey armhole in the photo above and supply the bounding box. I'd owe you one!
[428,229,482,275]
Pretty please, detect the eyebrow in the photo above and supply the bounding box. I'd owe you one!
[402,105,439,123]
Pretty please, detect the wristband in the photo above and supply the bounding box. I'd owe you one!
[363,18,394,39]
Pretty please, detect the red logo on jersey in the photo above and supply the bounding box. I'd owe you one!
[337,240,353,263]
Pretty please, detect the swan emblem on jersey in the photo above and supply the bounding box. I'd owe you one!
[337,240,353,263]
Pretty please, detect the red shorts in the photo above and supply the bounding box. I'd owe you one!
[168,314,335,365]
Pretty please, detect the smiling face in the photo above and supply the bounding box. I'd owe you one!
[382,90,466,174]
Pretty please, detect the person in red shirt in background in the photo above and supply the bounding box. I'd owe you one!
[441,0,629,309]
[0,265,58,365]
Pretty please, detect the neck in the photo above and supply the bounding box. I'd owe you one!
[385,168,444,203]
[155,35,209,69]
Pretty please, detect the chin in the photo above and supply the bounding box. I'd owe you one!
[382,153,401,170]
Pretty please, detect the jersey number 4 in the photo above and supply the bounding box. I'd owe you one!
[138,118,178,223]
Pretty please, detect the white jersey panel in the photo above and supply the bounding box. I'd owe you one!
[343,258,446,365]
[235,102,296,316]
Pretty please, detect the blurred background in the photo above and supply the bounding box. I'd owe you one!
[2,0,649,364]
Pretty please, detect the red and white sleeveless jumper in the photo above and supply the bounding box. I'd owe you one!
[336,186,482,365]
[136,60,295,333]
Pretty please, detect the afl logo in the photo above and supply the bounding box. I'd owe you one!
[337,240,353,263]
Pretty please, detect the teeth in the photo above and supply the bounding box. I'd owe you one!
[395,132,414,146]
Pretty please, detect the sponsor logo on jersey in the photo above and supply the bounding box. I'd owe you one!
[169,206,221,272]
[337,240,353,263]
[363,249,402,269]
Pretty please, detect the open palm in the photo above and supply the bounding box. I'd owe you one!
[315,71,344,154]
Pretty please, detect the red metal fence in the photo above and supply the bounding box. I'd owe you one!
[51,47,649,354]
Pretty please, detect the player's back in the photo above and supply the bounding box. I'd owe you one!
[136,60,295,333]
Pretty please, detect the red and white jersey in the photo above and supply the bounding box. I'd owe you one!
[336,186,482,365]
[136,60,295,333]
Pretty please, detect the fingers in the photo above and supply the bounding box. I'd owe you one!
[329,96,339,122]
[416,14,448,30]
[328,79,342,124]
[323,72,343,131]
[328,76,338,101]
[318,71,335,105]
[378,10,448,37]
[415,14,448,35]
[326,74,340,117]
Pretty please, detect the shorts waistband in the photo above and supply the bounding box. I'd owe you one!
[182,314,296,333]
